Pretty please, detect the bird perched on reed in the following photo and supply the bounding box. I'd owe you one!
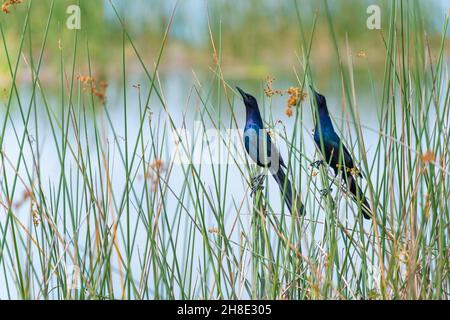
[236,86,304,215]
[310,86,372,219]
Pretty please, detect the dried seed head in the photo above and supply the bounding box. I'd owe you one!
[357,50,367,58]
[285,106,293,117]
[421,150,435,164]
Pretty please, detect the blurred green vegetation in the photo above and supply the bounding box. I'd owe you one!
[0,0,447,89]
[0,0,449,300]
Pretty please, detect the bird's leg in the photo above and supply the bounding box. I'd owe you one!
[310,160,324,169]
[319,175,337,197]
[319,187,332,197]
[250,174,265,197]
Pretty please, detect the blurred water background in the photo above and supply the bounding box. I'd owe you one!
[0,0,449,298]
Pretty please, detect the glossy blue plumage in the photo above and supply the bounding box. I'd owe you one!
[311,87,371,219]
[237,86,303,215]
[313,97,356,174]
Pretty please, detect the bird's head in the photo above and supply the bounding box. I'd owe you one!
[309,85,327,108]
[236,86,258,110]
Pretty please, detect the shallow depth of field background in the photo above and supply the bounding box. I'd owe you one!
[0,0,449,299]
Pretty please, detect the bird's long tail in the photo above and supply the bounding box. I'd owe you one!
[343,172,371,219]
[272,168,305,215]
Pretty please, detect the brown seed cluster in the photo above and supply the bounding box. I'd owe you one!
[264,76,284,97]
[2,0,22,14]
[77,75,95,86]
[284,107,293,117]
[264,76,307,118]
[421,150,435,164]
[357,50,367,58]
[32,209,40,227]
[145,159,166,191]
[77,74,108,105]
[208,227,219,234]
[285,86,307,117]
[286,87,306,107]
[13,188,31,209]
[11,188,40,226]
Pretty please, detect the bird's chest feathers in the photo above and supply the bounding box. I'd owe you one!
[244,123,273,167]
[314,124,334,145]
[244,123,264,152]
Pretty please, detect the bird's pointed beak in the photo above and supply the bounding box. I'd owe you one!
[236,86,247,101]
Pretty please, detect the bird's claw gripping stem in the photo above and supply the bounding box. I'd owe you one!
[319,187,333,197]
[250,174,265,197]
[310,160,324,169]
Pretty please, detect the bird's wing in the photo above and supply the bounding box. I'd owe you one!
[244,126,284,170]
[326,136,359,173]
[341,142,356,169]
[341,141,363,176]
[266,133,287,170]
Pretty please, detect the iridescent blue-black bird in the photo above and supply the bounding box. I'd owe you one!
[236,87,304,215]
[310,86,372,219]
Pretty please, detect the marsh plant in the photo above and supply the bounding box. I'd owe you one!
[0,0,449,299]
